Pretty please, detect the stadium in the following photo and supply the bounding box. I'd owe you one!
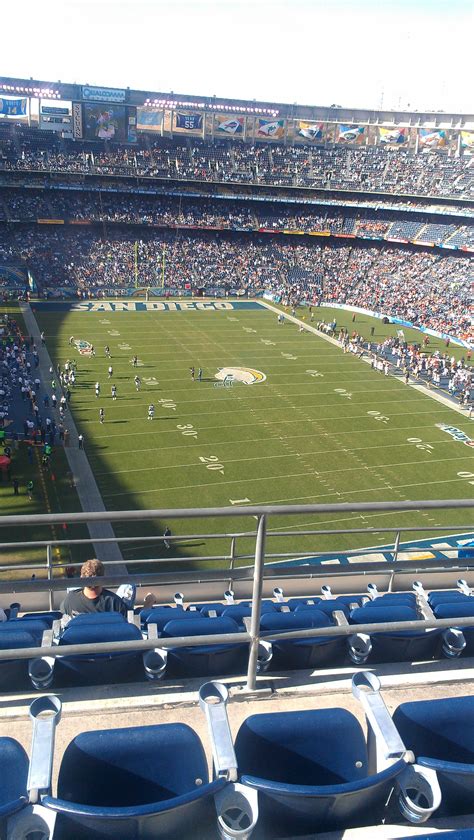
[0,66,473,840]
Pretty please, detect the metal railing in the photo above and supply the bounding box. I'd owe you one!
[1,499,474,691]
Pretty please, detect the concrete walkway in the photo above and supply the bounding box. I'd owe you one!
[20,303,126,573]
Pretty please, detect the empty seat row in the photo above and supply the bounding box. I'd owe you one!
[3,673,474,839]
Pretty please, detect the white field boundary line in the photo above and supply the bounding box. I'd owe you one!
[102,472,473,499]
[97,434,462,459]
[258,299,472,420]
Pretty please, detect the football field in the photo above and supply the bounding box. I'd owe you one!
[34,300,474,569]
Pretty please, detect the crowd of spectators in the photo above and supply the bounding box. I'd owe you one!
[0,129,473,199]
[0,189,472,247]
[0,226,470,338]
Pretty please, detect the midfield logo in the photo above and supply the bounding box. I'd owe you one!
[215,367,266,385]
[436,423,474,447]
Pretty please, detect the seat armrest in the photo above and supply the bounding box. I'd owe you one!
[199,682,238,782]
[352,672,408,772]
[27,696,62,803]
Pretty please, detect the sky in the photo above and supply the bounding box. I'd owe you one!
[3,0,473,113]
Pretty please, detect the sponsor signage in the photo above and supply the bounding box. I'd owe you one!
[82,86,126,103]
[72,102,83,139]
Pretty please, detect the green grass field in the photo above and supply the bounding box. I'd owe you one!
[31,300,474,570]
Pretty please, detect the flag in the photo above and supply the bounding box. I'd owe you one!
[297,121,323,141]
[379,126,408,145]
[136,108,163,132]
[175,112,203,131]
[216,116,244,135]
[419,128,446,148]
[338,124,365,143]
[0,97,27,116]
[461,131,474,149]
[257,119,285,138]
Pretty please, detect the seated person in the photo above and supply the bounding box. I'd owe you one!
[60,559,127,618]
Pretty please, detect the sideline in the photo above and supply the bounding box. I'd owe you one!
[20,303,127,574]
[258,300,473,420]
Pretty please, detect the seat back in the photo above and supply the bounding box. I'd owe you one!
[0,737,28,819]
[147,610,204,633]
[349,606,439,663]
[56,622,144,686]
[235,707,405,835]
[41,723,226,840]
[68,613,126,625]
[162,616,239,640]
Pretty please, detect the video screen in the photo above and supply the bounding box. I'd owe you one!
[84,104,126,141]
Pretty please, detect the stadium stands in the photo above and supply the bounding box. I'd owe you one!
[0,127,473,199]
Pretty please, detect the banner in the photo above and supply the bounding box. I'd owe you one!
[419,128,447,148]
[136,107,163,132]
[175,112,203,131]
[378,126,408,145]
[72,103,83,139]
[215,115,244,135]
[337,124,365,143]
[461,131,474,149]
[297,120,323,141]
[127,110,137,143]
[84,104,127,141]
[82,86,126,104]
[0,97,27,116]
[257,118,285,139]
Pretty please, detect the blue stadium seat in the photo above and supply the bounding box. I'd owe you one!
[18,611,62,626]
[67,613,126,625]
[22,684,257,840]
[235,707,408,836]
[295,600,350,618]
[349,606,441,663]
[260,610,345,669]
[188,602,228,616]
[365,594,417,608]
[0,618,50,643]
[147,608,204,635]
[139,605,183,627]
[162,616,243,676]
[51,622,145,686]
[40,723,228,839]
[326,595,365,608]
[0,737,28,824]
[393,695,474,817]
[286,597,322,610]
[0,630,39,690]
[428,591,470,608]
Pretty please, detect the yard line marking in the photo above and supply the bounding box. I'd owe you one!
[102,471,312,497]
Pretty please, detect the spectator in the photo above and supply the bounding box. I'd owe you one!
[60,558,127,617]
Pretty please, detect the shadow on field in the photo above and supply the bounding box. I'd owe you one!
[31,304,197,576]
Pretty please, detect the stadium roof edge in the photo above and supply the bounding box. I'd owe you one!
[0,75,472,124]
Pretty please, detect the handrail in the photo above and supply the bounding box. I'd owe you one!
[0,499,473,527]
[4,614,474,662]
[1,499,474,689]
